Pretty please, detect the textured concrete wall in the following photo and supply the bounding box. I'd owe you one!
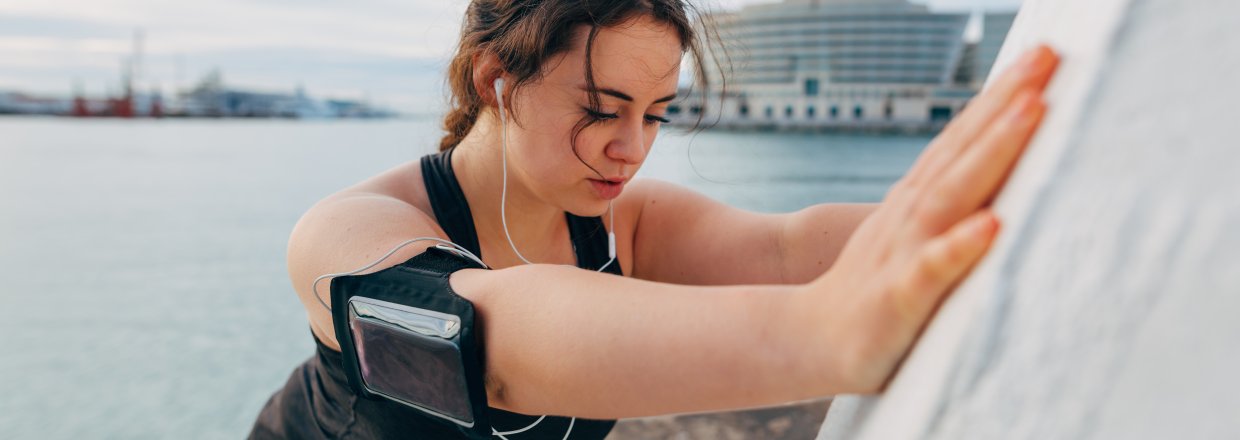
[818,0,1240,438]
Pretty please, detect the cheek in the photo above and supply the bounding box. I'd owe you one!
[542,119,610,170]
[511,106,621,188]
[571,126,611,156]
[644,124,661,148]
[513,121,587,186]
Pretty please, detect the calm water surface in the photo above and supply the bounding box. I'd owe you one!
[0,117,926,439]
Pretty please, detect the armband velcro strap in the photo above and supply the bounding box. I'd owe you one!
[331,246,491,439]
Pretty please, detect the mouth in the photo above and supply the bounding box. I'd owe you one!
[588,177,627,200]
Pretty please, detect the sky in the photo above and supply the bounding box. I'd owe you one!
[0,0,1022,113]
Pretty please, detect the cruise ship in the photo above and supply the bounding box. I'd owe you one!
[671,0,1016,132]
[974,11,1018,85]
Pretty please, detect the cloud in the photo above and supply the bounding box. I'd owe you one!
[0,0,1020,112]
[0,0,468,57]
[0,0,468,111]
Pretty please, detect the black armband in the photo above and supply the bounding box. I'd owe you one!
[331,245,491,439]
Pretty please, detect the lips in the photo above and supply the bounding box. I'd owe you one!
[588,177,627,200]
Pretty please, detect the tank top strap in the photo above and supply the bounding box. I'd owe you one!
[420,147,483,258]
[566,214,622,275]
[413,146,620,438]
[420,146,621,275]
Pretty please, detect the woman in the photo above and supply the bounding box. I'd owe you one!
[250,0,1059,438]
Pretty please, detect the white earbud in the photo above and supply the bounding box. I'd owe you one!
[493,78,506,124]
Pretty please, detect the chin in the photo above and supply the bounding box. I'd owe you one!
[562,197,612,219]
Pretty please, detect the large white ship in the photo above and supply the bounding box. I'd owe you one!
[672,0,1016,132]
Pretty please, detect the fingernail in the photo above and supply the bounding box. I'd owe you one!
[1017,48,1041,71]
[1021,46,1052,74]
[973,213,998,236]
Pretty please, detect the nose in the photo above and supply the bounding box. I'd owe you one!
[605,118,649,166]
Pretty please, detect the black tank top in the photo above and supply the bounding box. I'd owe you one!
[249,147,621,439]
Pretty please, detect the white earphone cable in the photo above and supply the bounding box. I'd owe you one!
[311,237,485,312]
[310,78,629,439]
[495,77,627,439]
[497,77,536,266]
[496,77,617,273]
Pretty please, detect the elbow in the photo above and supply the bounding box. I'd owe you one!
[481,358,557,414]
[454,265,593,415]
[484,373,515,411]
[451,266,539,413]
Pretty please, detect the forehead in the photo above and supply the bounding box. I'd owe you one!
[547,16,683,95]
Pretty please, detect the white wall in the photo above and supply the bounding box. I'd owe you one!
[819,0,1240,438]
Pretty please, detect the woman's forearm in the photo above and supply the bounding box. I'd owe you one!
[779,203,878,283]
[449,264,845,419]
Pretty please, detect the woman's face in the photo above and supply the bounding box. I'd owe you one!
[502,15,683,217]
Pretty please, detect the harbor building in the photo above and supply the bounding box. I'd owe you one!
[671,0,1016,132]
[974,11,1018,85]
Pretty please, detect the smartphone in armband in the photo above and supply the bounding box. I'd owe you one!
[330,245,492,438]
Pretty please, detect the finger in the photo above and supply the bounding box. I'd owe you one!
[890,210,999,323]
[901,45,1059,189]
[908,46,1057,184]
[914,90,1045,234]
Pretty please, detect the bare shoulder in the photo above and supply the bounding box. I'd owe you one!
[623,178,788,284]
[622,178,734,227]
[613,179,726,277]
[623,178,700,205]
[338,159,435,214]
[287,163,448,349]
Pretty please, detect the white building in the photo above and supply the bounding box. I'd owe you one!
[974,11,1018,85]
[0,91,72,115]
[673,0,1013,132]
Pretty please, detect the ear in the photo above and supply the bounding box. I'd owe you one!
[471,50,507,108]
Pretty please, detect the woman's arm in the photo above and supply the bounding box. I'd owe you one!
[289,191,853,418]
[625,179,876,285]
[450,265,843,419]
[291,44,1059,422]
[632,47,1060,289]
[777,203,877,282]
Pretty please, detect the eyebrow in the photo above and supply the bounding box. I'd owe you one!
[581,86,678,104]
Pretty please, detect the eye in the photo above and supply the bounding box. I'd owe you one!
[644,114,671,125]
[584,107,669,126]
[583,108,619,122]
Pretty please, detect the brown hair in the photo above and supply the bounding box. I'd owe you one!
[439,0,723,160]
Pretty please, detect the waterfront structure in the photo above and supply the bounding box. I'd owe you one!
[0,72,392,119]
[671,0,1015,132]
[0,91,72,115]
[174,70,322,118]
[164,70,393,118]
[974,11,1018,85]
[1,29,390,119]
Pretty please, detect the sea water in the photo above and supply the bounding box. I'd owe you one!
[0,117,925,439]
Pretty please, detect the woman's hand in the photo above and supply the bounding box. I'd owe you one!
[803,45,1061,393]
